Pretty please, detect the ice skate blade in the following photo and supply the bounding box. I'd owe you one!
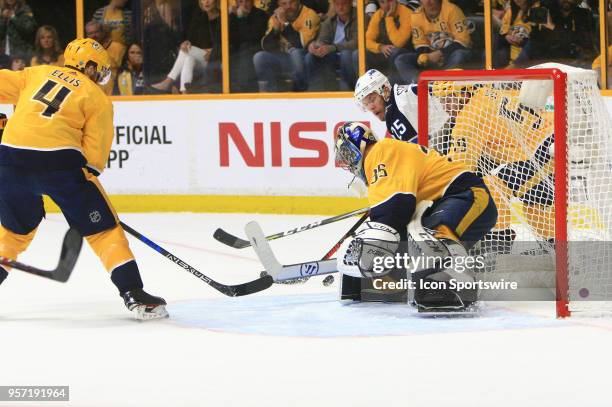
[133,305,169,321]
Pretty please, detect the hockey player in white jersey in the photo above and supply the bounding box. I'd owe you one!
[354,69,448,143]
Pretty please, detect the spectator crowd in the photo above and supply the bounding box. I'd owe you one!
[0,0,606,94]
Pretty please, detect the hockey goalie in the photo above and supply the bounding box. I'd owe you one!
[333,122,498,312]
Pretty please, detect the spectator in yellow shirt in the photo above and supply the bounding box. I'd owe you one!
[92,0,132,45]
[115,42,145,95]
[30,25,64,67]
[253,0,320,92]
[85,20,126,95]
[365,0,412,81]
[394,0,471,84]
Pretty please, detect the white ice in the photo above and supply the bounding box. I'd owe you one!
[2,213,612,407]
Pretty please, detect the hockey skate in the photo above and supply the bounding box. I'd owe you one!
[122,289,169,320]
[412,275,480,316]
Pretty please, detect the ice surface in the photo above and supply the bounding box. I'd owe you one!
[2,213,612,407]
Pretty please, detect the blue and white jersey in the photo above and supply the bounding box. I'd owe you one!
[384,84,419,143]
[384,84,449,144]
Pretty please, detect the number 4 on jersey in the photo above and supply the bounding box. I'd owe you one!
[32,80,72,118]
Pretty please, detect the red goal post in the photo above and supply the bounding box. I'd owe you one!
[417,68,571,317]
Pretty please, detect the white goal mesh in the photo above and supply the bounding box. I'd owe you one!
[418,64,612,317]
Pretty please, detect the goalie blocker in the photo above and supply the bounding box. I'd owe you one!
[334,122,497,310]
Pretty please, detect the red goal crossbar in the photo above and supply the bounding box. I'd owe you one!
[417,69,570,317]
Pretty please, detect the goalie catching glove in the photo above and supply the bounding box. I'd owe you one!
[336,221,400,278]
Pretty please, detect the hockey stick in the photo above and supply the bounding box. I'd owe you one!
[321,211,369,260]
[245,211,369,283]
[5,228,83,282]
[120,222,273,297]
[317,211,370,286]
[214,207,369,249]
[245,221,338,281]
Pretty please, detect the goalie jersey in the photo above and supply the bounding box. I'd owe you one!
[0,65,114,175]
[364,138,485,236]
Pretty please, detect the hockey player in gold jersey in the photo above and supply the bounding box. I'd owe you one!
[0,38,168,320]
[443,83,556,243]
[334,122,497,311]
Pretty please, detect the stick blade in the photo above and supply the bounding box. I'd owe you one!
[245,221,282,278]
[213,228,251,249]
[53,228,83,282]
[226,274,274,296]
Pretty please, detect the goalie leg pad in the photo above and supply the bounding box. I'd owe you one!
[408,201,480,310]
[337,222,407,303]
[336,221,400,278]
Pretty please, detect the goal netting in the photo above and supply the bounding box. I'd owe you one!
[417,63,612,317]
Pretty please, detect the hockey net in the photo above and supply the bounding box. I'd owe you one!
[417,64,612,317]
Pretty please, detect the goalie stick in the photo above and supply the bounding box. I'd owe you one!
[244,211,369,283]
[5,228,83,282]
[120,222,273,297]
[246,221,338,281]
[214,207,369,249]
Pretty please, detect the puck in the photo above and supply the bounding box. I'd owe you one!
[322,275,334,286]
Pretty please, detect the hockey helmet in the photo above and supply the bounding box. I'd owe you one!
[335,122,377,184]
[64,38,112,85]
[354,69,391,111]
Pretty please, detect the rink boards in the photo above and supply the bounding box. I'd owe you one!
[2,95,612,214]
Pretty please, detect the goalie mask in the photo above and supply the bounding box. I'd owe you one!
[335,122,377,185]
[337,222,400,278]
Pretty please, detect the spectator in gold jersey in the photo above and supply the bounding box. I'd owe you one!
[115,42,145,95]
[394,0,471,84]
[253,0,320,92]
[365,0,412,83]
[85,20,126,95]
[92,0,132,46]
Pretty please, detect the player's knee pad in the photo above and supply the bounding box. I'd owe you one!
[336,221,400,279]
[86,225,135,272]
[0,226,37,265]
